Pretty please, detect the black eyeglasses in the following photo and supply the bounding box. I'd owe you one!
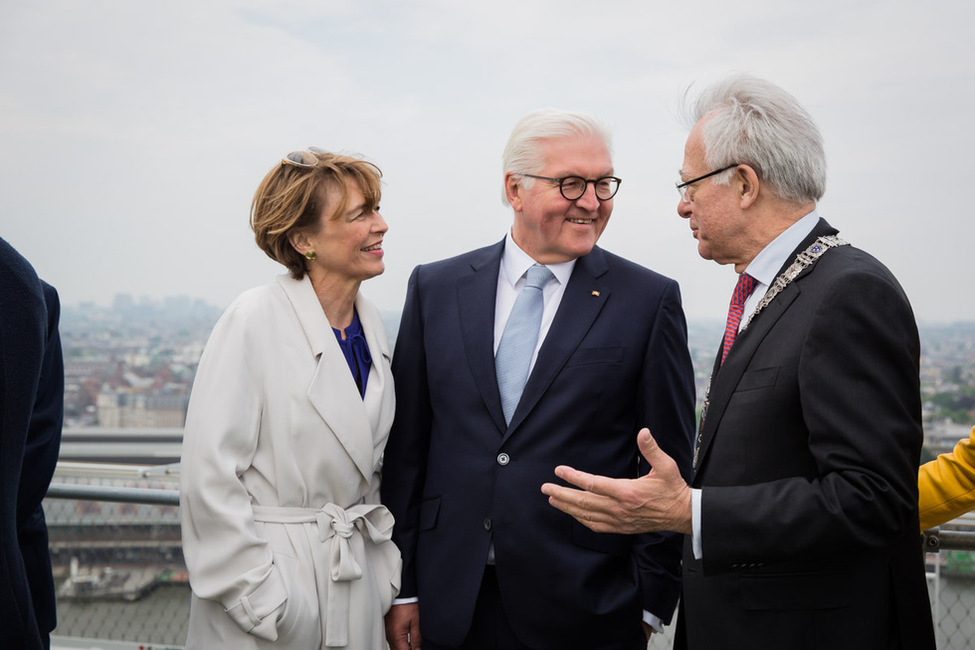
[675,164,739,201]
[282,146,328,168]
[519,173,622,201]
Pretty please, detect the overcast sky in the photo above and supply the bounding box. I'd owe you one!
[2,0,972,324]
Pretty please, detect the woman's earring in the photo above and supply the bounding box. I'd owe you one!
[305,250,317,262]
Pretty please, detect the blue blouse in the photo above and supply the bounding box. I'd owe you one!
[332,309,372,399]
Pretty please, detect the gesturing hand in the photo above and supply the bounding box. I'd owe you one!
[540,428,693,534]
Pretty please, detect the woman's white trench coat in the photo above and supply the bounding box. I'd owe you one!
[180,275,400,649]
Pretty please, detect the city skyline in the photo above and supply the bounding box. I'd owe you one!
[62,290,975,327]
[3,1,974,323]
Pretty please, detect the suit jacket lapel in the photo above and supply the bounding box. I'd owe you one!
[503,247,610,441]
[695,218,839,475]
[695,282,800,473]
[457,241,508,434]
[356,292,395,469]
[277,275,375,482]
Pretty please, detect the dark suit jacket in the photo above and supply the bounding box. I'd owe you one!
[677,219,935,650]
[1,238,64,650]
[382,240,696,649]
[21,281,63,641]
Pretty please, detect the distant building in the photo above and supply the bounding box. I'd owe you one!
[96,388,188,428]
[924,420,974,456]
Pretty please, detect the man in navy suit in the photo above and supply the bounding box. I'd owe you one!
[381,109,696,649]
[542,76,935,650]
[1,238,64,650]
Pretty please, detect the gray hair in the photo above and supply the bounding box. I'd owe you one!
[501,108,613,206]
[681,74,826,204]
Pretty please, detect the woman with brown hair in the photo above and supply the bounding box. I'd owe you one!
[180,148,399,649]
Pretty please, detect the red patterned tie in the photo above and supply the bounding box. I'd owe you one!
[721,273,757,364]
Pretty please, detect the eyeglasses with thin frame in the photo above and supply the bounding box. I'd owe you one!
[675,164,739,201]
[282,146,328,168]
[519,173,622,201]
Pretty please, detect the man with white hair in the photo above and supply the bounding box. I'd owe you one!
[383,108,696,649]
[542,75,936,650]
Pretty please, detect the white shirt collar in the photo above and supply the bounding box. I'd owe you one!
[501,230,575,288]
[744,210,820,286]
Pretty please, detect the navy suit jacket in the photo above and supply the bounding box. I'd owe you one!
[1,238,64,650]
[677,219,935,650]
[382,240,696,648]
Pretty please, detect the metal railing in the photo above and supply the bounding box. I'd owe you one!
[46,483,180,506]
[41,463,975,650]
[43,475,975,549]
[925,527,975,551]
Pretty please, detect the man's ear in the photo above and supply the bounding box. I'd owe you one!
[737,164,761,209]
[504,172,524,212]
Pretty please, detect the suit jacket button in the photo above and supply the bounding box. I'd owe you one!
[497,453,510,466]
[483,518,493,531]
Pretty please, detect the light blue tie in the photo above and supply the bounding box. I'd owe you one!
[496,264,553,424]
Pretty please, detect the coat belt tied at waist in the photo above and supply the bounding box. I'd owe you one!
[252,502,395,647]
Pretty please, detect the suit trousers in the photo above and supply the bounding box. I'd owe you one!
[424,566,648,650]
[424,566,529,650]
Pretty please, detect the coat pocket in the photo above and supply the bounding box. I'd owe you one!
[564,346,625,367]
[271,554,304,640]
[736,366,779,392]
[419,496,442,531]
